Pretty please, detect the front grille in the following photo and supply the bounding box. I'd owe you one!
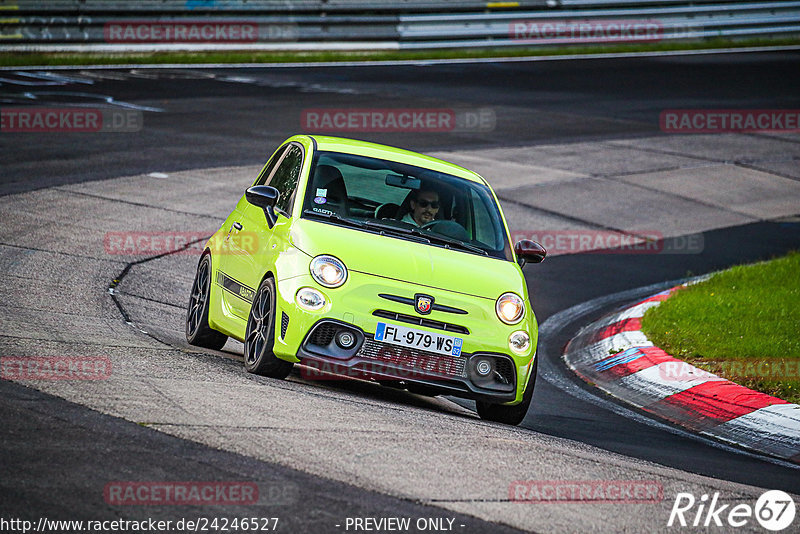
[308,322,337,346]
[372,310,469,335]
[280,312,289,339]
[357,338,467,379]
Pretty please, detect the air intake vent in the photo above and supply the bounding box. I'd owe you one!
[309,322,337,346]
[494,357,514,385]
[280,312,289,339]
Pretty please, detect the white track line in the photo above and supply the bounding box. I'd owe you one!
[2,44,799,71]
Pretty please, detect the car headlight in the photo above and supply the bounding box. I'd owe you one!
[496,292,525,324]
[508,330,531,355]
[296,287,326,311]
[310,255,347,288]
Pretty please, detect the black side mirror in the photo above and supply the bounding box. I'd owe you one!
[514,240,546,268]
[246,185,279,228]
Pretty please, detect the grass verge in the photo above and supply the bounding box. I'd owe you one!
[642,251,800,404]
[1,37,799,67]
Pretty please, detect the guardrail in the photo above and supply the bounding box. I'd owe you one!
[2,0,551,13]
[1,1,798,51]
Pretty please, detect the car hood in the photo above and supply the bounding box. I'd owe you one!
[290,218,524,300]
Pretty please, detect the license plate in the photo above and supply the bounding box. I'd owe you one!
[374,322,463,357]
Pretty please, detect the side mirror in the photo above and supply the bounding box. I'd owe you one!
[246,185,279,228]
[514,240,546,268]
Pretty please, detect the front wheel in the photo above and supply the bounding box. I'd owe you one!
[186,254,228,350]
[243,277,293,379]
[476,357,537,426]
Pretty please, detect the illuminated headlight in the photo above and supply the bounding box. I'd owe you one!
[296,287,326,311]
[310,255,347,288]
[508,330,531,355]
[496,292,525,324]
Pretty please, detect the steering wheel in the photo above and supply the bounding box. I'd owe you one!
[420,220,469,241]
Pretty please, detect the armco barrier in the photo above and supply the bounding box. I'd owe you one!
[0,0,550,13]
[0,0,798,51]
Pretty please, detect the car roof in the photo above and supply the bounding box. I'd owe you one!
[305,135,488,186]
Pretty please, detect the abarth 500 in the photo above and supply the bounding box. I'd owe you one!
[186,135,546,425]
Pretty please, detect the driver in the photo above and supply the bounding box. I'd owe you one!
[402,189,439,226]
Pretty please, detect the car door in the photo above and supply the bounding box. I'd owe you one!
[222,142,305,319]
[216,144,288,319]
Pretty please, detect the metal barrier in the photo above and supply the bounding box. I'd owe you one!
[1,0,549,12]
[1,0,798,51]
[398,1,800,49]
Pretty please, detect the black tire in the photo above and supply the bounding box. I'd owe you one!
[243,277,293,379]
[476,356,538,426]
[186,254,228,350]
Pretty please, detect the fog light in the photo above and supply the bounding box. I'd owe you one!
[475,358,493,377]
[509,330,531,355]
[336,330,356,349]
[296,287,325,311]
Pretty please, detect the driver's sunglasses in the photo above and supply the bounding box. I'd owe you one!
[416,200,440,209]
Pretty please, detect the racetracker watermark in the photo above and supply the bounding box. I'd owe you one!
[660,109,800,133]
[301,108,495,133]
[300,351,460,381]
[510,19,667,43]
[104,482,259,506]
[0,108,142,133]
[509,230,704,255]
[103,231,259,256]
[103,21,298,43]
[659,360,800,382]
[510,480,664,503]
[1,356,112,380]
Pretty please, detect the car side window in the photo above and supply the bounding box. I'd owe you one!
[267,144,304,216]
[470,189,501,250]
[254,145,288,186]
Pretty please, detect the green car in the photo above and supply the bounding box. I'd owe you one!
[186,135,546,425]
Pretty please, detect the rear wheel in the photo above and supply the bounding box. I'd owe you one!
[186,254,228,350]
[244,277,293,379]
[476,357,537,426]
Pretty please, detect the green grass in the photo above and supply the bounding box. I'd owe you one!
[2,36,799,67]
[641,252,800,404]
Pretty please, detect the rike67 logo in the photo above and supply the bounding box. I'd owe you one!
[668,490,796,531]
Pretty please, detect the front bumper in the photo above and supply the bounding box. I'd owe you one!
[296,319,522,403]
[270,272,537,404]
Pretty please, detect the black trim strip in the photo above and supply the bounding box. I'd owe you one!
[216,272,256,304]
[373,310,470,335]
[378,293,468,315]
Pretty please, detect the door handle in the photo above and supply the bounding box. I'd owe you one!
[225,222,243,242]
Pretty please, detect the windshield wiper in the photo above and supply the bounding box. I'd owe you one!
[422,232,489,255]
[308,212,488,255]
[365,220,488,255]
[304,211,432,245]
[364,219,418,235]
[362,220,432,243]
[302,209,367,229]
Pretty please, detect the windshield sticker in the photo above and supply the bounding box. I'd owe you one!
[316,188,327,197]
[312,207,334,215]
[314,196,327,204]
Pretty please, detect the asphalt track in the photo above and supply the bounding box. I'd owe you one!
[1,51,800,532]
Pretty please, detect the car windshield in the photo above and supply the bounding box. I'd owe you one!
[301,151,512,261]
